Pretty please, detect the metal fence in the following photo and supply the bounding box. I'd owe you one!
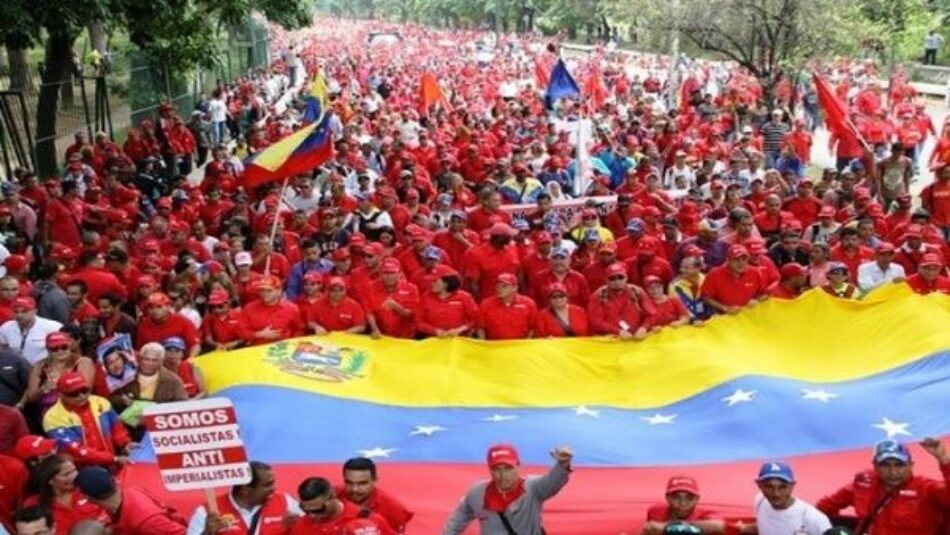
[0,20,271,179]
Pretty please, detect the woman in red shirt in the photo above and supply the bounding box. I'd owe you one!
[24,455,110,535]
[645,276,690,331]
[417,272,479,337]
[534,283,589,338]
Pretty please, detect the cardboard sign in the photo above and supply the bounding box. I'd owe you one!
[143,398,252,491]
[499,195,618,221]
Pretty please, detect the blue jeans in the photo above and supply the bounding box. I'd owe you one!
[212,121,227,146]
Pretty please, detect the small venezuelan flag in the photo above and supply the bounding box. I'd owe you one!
[243,96,333,189]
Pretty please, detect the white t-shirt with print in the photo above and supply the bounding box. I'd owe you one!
[754,494,832,535]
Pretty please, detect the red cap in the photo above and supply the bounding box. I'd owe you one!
[380,258,402,274]
[488,223,517,237]
[581,208,598,218]
[156,197,172,209]
[682,244,704,258]
[138,275,157,288]
[533,231,553,245]
[546,282,568,297]
[780,262,807,279]
[363,242,384,256]
[56,371,89,394]
[606,263,627,278]
[876,242,895,254]
[727,245,749,259]
[745,239,766,256]
[798,179,814,188]
[598,241,618,254]
[12,297,36,311]
[13,435,57,462]
[405,189,420,200]
[0,206,11,216]
[331,248,351,261]
[146,292,171,308]
[45,332,71,348]
[327,276,347,289]
[349,233,367,248]
[818,206,836,218]
[666,476,700,496]
[920,254,943,268]
[710,180,725,190]
[486,444,520,467]
[643,275,663,286]
[637,237,658,254]
[496,273,518,286]
[303,272,324,284]
[256,276,281,291]
[207,290,230,306]
[4,255,28,272]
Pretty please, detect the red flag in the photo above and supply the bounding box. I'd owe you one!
[419,72,448,113]
[812,73,862,147]
[583,63,608,110]
[534,59,551,89]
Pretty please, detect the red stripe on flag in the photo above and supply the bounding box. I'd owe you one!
[155,446,249,471]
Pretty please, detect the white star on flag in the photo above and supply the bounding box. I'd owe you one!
[482,414,518,422]
[721,389,756,407]
[357,447,397,458]
[643,413,677,425]
[872,417,912,438]
[802,388,839,403]
[410,425,446,437]
[573,406,600,418]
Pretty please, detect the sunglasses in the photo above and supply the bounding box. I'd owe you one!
[550,294,568,299]
[608,275,626,281]
[302,503,329,516]
[65,389,90,397]
[48,345,70,352]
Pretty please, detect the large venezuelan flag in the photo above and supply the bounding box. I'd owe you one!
[129,285,950,533]
[242,99,334,189]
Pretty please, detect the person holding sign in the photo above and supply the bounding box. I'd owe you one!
[75,466,188,535]
[187,461,301,535]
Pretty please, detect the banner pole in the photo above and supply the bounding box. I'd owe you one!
[264,177,290,275]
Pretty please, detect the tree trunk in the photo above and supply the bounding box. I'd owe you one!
[36,33,76,176]
[88,21,108,55]
[5,45,31,93]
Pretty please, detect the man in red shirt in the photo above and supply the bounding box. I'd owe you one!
[0,452,28,532]
[135,293,199,358]
[467,190,512,233]
[75,466,187,535]
[831,227,875,283]
[768,263,808,300]
[433,210,479,270]
[201,290,244,351]
[67,256,123,307]
[817,438,950,535]
[363,259,420,339]
[478,273,537,340]
[531,247,590,307]
[309,278,366,335]
[240,276,305,346]
[921,163,950,240]
[782,180,822,228]
[587,263,654,339]
[291,477,393,535]
[701,245,766,314]
[65,280,100,325]
[906,254,950,295]
[43,179,84,249]
[336,457,413,533]
[462,223,522,300]
[624,237,674,288]
[643,476,725,533]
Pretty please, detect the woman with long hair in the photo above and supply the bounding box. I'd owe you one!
[23,332,96,417]
[24,454,109,534]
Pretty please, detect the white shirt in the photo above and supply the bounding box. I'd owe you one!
[754,495,831,535]
[187,492,301,535]
[0,316,64,365]
[208,99,228,123]
[856,260,905,292]
[924,33,944,49]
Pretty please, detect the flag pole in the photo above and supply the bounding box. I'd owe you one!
[264,176,290,275]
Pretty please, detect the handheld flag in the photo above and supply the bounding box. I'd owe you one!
[243,99,334,189]
[583,63,608,111]
[812,73,864,149]
[419,71,450,113]
[546,59,580,109]
[302,72,330,123]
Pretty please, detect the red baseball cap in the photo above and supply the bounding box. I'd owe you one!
[606,263,627,278]
[12,297,36,311]
[920,254,943,268]
[666,476,700,496]
[331,248,351,261]
[363,242,384,256]
[745,239,766,256]
[546,282,568,297]
[256,276,281,291]
[643,275,663,286]
[3,255,28,272]
[727,245,749,259]
[56,371,89,394]
[637,237,658,254]
[780,262,807,279]
[488,223,517,237]
[533,232,553,245]
[380,258,402,274]
[13,435,57,462]
[303,272,324,284]
[818,206,836,218]
[876,242,896,254]
[496,273,518,287]
[45,332,71,348]
[486,444,520,468]
[327,276,347,289]
[146,292,171,308]
[207,290,230,306]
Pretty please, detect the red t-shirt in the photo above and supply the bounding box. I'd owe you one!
[701,265,765,308]
[0,454,28,532]
[332,487,413,533]
[289,501,394,535]
[360,281,420,338]
[645,503,720,522]
[416,290,480,335]
[478,295,538,340]
[311,296,366,333]
[534,306,590,337]
[906,273,950,295]
[240,300,304,346]
[462,244,522,300]
[46,198,84,248]
[23,490,110,535]
[136,313,199,351]
[650,298,689,327]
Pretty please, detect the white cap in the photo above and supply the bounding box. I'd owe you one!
[234,252,253,266]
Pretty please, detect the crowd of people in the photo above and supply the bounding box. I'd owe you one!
[0,14,948,535]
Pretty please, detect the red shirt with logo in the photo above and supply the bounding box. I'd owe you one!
[478,295,538,339]
[701,265,765,308]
